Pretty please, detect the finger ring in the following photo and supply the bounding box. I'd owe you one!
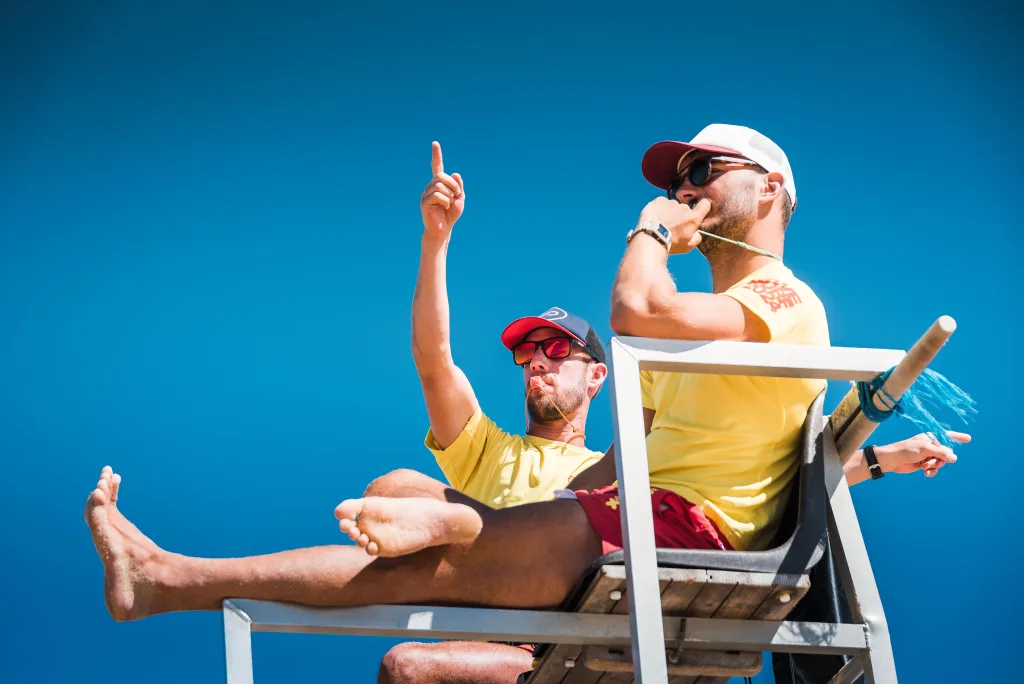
[926,432,938,444]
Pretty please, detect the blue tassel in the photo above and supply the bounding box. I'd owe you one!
[855,368,977,449]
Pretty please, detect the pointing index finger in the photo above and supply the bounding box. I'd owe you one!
[431,141,444,176]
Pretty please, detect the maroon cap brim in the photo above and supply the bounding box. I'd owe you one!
[641,140,746,191]
[500,317,586,350]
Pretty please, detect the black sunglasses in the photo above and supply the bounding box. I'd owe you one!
[512,337,581,366]
[668,155,764,197]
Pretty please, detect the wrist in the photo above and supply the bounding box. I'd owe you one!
[862,445,885,480]
[421,230,451,250]
[627,220,672,254]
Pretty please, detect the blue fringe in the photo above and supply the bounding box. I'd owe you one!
[855,368,977,449]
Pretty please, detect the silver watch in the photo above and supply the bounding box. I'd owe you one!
[626,221,672,251]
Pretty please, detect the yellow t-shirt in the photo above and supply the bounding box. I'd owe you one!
[641,261,830,551]
[425,410,604,509]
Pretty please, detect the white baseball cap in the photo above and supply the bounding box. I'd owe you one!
[641,124,797,208]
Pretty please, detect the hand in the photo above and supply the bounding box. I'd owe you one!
[420,141,465,237]
[875,430,971,477]
[637,197,712,254]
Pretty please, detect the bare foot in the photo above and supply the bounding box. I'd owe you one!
[334,497,483,557]
[84,466,165,621]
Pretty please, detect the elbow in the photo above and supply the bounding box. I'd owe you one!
[609,293,649,336]
[611,294,692,338]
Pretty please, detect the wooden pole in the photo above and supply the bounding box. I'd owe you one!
[830,316,957,461]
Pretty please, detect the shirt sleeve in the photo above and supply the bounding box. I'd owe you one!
[424,409,495,492]
[640,370,655,410]
[723,276,807,342]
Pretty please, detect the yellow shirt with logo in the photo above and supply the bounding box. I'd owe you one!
[641,261,830,551]
[426,410,604,508]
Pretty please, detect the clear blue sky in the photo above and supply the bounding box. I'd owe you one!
[1,1,1020,682]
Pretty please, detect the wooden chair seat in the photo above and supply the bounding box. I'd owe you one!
[525,565,809,684]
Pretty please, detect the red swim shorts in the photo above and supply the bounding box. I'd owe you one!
[574,485,732,554]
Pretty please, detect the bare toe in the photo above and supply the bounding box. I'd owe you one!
[346,525,362,543]
[366,541,379,556]
[87,487,109,512]
[334,499,364,522]
[111,473,122,503]
[357,533,370,549]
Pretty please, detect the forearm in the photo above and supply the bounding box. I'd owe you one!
[570,446,619,491]
[843,449,871,486]
[610,235,679,335]
[412,232,454,373]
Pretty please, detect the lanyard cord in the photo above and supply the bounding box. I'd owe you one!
[697,230,783,262]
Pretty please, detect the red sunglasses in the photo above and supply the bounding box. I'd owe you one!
[512,337,577,366]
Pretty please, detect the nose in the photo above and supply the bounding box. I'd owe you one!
[673,178,697,204]
[528,348,549,373]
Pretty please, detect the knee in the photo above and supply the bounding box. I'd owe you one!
[364,469,427,498]
[377,642,433,684]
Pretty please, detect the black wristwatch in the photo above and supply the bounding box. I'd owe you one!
[863,445,884,480]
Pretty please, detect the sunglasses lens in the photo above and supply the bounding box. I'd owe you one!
[542,337,572,359]
[513,342,536,365]
[690,159,712,186]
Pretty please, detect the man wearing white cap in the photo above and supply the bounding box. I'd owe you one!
[603,123,827,554]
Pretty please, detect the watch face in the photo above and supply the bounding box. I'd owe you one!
[656,225,670,240]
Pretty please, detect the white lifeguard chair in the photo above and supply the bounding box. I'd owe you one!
[221,317,958,684]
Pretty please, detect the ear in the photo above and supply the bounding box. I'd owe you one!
[761,171,785,204]
[587,362,609,398]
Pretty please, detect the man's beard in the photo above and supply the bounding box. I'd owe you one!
[526,381,587,423]
[694,180,758,258]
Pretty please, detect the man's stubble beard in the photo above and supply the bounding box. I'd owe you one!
[526,381,587,424]
[694,179,759,259]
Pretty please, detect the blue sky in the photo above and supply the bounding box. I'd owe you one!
[1,1,1020,682]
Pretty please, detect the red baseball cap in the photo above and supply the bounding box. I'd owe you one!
[500,307,605,364]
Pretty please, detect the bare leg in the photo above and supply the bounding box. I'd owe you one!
[335,496,483,557]
[85,466,602,621]
[378,641,533,684]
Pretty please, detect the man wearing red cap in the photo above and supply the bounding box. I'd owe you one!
[83,132,966,684]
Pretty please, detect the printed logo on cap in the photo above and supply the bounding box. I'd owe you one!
[540,308,568,321]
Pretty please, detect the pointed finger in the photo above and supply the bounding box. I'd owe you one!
[945,430,971,444]
[431,141,444,177]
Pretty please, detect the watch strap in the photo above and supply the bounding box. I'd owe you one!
[627,221,672,251]
[863,445,884,480]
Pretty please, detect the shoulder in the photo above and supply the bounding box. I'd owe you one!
[728,263,829,345]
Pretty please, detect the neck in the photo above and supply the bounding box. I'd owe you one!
[527,406,589,447]
[706,221,784,293]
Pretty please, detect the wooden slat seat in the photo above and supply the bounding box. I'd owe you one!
[524,566,809,683]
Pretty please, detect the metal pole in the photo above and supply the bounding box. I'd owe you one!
[607,338,669,684]
[223,600,255,684]
[822,425,898,683]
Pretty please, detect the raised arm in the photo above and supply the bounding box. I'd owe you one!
[413,142,479,448]
[609,197,768,341]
